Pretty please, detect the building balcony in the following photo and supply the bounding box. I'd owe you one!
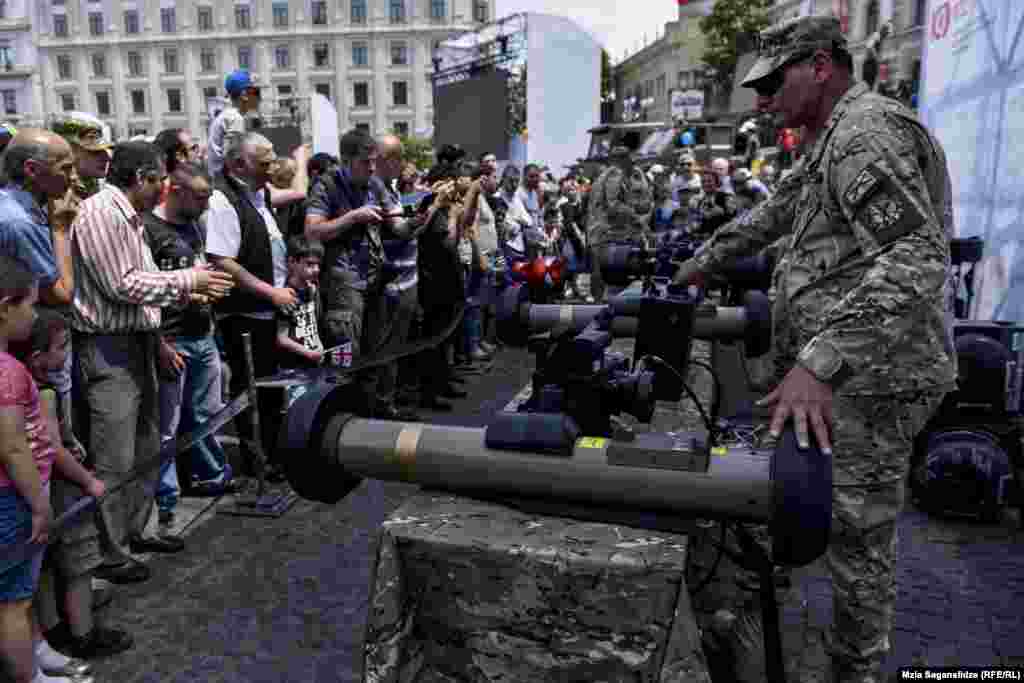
[0,63,34,78]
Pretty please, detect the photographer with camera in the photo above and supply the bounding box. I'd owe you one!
[672,17,956,683]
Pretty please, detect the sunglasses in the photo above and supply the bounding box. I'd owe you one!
[752,53,815,98]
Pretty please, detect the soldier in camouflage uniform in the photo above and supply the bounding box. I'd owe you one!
[587,140,654,301]
[674,17,956,683]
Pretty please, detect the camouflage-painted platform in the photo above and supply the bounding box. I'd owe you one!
[363,492,711,682]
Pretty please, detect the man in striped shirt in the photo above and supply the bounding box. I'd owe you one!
[371,134,425,421]
[70,142,234,583]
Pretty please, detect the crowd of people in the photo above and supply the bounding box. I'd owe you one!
[0,61,788,682]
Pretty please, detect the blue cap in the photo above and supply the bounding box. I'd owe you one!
[225,69,257,97]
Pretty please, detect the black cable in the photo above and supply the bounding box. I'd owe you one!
[638,354,717,445]
[686,521,728,597]
[688,359,721,428]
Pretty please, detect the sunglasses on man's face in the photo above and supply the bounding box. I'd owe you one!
[751,53,815,98]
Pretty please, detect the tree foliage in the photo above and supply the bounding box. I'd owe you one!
[398,133,435,170]
[699,0,773,89]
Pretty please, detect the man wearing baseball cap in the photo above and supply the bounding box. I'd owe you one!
[674,16,955,683]
[207,69,262,177]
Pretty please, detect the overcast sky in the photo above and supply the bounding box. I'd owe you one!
[495,1,680,64]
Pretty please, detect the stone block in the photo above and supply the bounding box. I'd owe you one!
[362,492,712,682]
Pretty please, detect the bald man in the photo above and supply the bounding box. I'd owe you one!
[368,133,425,420]
[0,129,77,306]
[207,132,296,480]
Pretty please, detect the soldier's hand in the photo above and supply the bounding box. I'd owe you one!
[194,268,235,300]
[757,364,835,455]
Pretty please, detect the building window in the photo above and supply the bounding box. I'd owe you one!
[200,49,216,73]
[53,15,68,37]
[128,127,148,137]
[351,0,366,24]
[60,93,75,112]
[274,45,291,70]
[164,49,179,74]
[95,91,111,116]
[238,46,252,70]
[131,89,146,114]
[0,45,12,71]
[88,12,103,36]
[198,6,213,31]
[313,43,330,68]
[352,43,368,67]
[312,1,328,25]
[392,81,408,106]
[315,83,331,100]
[127,52,143,77]
[161,7,176,33]
[167,88,183,113]
[865,0,879,37]
[272,1,288,28]
[204,86,217,99]
[393,121,409,136]
[391,43,408,66]
[56,55,72,80]
[390,0,406,24]
[1,90,16,116]
[124,10,139,34]
[0,2,5,20]
[356,123,370,133]
[354,82,369,107]
[277,84,293,108]
[235,4,251,30]
[430,0,446,22]
[92,53,106,77]
[473,0,488,23]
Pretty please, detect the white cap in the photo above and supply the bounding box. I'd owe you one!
[649,164,666,175]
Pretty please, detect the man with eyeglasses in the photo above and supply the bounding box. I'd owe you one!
[673,17,955,683]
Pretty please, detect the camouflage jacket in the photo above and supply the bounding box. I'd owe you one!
[694,83,957,395]
[587,164,654,246]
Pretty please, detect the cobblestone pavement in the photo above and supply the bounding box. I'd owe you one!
[82,343,1023,682]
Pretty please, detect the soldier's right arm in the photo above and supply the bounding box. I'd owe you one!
[689,167,803,278]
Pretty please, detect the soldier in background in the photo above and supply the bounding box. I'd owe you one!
[674,16,955,683]
[586,135,653,302]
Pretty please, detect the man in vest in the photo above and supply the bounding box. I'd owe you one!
[206,133,297,479]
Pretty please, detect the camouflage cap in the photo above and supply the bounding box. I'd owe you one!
[51,115,112,153]
[741,16,847,88]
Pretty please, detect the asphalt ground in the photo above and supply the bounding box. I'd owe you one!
[78,343,1024,682]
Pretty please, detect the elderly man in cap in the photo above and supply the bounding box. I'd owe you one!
[586,133,653,302]
[207,69,262,177]
[674,16,954,683]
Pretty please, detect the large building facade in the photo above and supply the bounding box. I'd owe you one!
[0,0,44,126]
[31,0,491,139]
[613,0,928,125]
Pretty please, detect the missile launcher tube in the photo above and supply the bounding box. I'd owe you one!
[322,416,775,523]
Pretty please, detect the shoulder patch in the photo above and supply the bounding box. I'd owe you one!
[843,165,884,210]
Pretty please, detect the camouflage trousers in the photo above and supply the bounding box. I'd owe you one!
[690,387,947,683]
